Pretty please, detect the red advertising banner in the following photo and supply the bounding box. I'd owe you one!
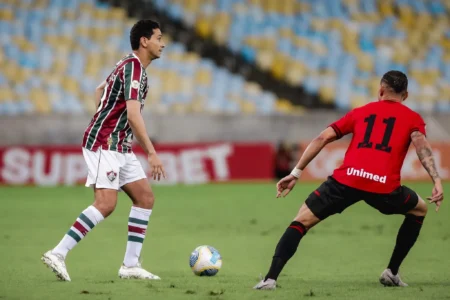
[0,143,274,186]
[299,142,450,181]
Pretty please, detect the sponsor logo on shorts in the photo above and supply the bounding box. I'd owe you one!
[346,167,386,183]
[107,170,117,182]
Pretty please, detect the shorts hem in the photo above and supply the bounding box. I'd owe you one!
[120,176,148,188]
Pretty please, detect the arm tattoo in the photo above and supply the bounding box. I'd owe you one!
[411,131,440,181]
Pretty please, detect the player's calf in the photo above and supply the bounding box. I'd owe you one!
[121,179,156,269]
[386,195,426,278]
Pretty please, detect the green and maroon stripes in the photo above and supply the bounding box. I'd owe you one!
[124,59,143,101]
[82,53,146,153]
[67,213,95,243]
[127,217,148,243]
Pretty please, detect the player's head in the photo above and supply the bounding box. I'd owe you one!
[130,19,165,60]
[378,70,408,102]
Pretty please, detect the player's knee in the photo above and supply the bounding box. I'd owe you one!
[93,189,117,217]
[294,203,321,229]
[408,197,428,217]
[135,189,155,209]
[93,199,116,217]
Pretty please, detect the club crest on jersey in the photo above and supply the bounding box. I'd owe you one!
[131,80,140,89]
[107,171,117,182]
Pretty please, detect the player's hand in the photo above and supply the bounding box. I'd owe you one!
[148,153,166,181]
[276,174,298,198]
[427,180,443,212]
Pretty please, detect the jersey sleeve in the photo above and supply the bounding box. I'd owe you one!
[410,112,426,136]
[329,111,354,139]
[123,59,143,101]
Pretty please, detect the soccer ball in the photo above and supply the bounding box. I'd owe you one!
[189,245,222,276]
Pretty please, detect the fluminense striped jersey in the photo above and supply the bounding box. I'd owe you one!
[82,53,148,153]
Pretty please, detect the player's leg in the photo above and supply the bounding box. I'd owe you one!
[262,203,320,285]
[255,177,360,289]
[384,189,427,286]
[117,153,160,280]
[42,148,120,281]
[365,186,426,286]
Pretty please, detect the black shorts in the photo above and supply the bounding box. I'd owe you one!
[305,176,419,220]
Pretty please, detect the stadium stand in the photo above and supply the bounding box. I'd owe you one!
[0,0,296,116]
[152,0,450,112]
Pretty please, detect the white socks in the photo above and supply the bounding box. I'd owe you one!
[123,206,152,267]
[52,205,104,258]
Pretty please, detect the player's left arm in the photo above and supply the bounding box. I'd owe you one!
[94,80,107,108]
[411,131,444,211]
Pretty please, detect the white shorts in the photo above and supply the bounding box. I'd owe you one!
[82,147,147,190]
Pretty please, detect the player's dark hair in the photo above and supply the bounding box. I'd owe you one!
[381,70,408,94]
[130,19,160,50]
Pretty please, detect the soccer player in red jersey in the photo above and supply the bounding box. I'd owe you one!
[42,20,166,281]
[254,71,444,289]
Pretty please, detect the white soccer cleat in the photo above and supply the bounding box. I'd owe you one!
[253,278,276,290]
[118,263,161,280]
[379,269,408,287]
[41,250,71,281]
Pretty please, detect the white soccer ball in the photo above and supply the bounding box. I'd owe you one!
[189,245,222,276]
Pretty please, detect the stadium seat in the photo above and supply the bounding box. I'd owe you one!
[0,0,290,115]
[153,0,450,112]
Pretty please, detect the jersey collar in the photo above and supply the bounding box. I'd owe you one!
[132,53,144,68]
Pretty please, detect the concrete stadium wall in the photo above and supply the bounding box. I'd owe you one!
[1,112,449,146]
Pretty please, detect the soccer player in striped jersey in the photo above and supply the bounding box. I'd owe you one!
[42,20,166,281]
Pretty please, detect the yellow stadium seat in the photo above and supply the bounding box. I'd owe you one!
[3,61,19,82]
[190,97,206,113]
[311,19,328,32]
[33,0,48,8]
[212,22,230,45]
[196,17,212,38]
[379,2,394,17]
[62,77,79,95]
[319,86,336,104]
[0,9,14,21]
[79,2,94,14]
[30,89,51,114]
[357,52,374,73]
[275,98,294,113]
[285,62,306,86]
[0,87,14,102]
[241,101,257,114]
[350,94,367,109]
[109,7,126,21]
[62,9,77,20]
[171,103,188,114]
[296,1,310,13]
[270,54,288,80]
[256,50,274,71]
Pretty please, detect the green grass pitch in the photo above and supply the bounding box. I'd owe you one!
[0,182,449,299]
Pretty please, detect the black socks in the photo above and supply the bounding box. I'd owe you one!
[388,214,424,275]
[265,221,307,280]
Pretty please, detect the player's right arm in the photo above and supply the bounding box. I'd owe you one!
[276,110,356,198]
[95,80,107,108]
[411,131,444,211]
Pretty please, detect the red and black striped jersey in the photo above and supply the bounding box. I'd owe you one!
[82,53,148,153]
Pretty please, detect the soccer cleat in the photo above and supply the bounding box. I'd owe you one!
[253,277,277,290]
[379,269,408,287]
[118,263,161,280]
[41,250,71,281]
